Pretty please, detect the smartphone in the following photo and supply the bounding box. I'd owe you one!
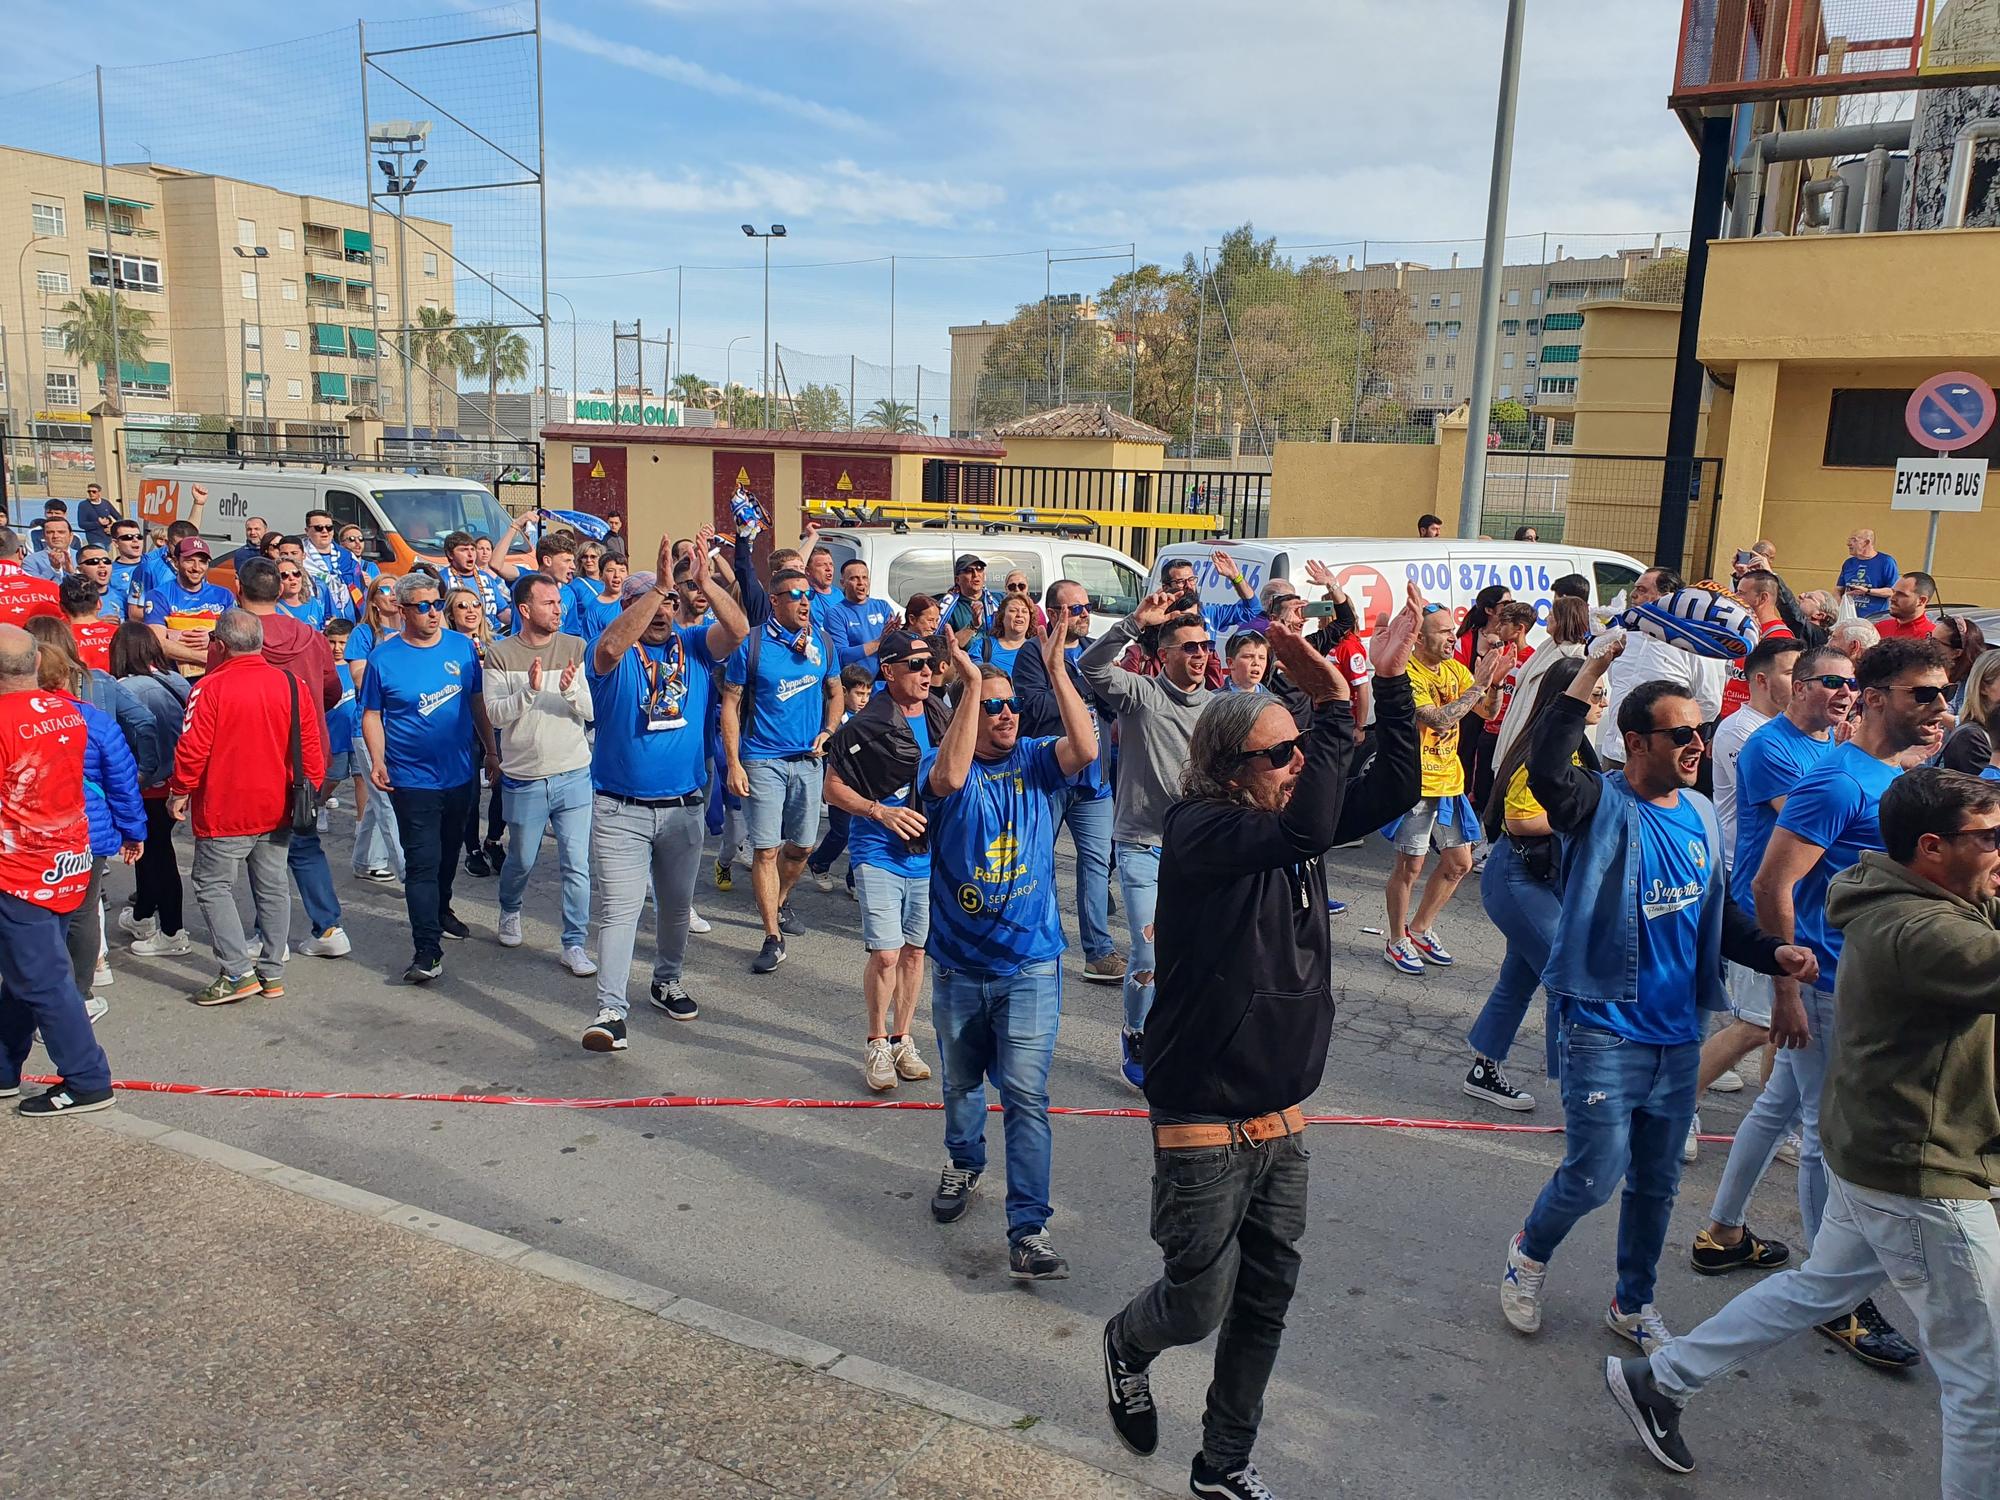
[1734,548,1759,568]
[1303,600,1343,619]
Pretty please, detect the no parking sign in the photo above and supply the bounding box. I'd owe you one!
[1906,372,1996,452]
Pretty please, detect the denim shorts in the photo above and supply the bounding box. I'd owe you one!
[853,861,929,951]
[324,750,355,784]
[743,756,824,850]
[1724,959,1774,1027]
[1386,794,1480,856]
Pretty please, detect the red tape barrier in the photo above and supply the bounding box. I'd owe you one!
[22,1076,1744,1142]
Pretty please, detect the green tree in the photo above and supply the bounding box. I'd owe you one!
[1624,253,1687,304]
[1490,398,1532,448]
[792,382,850,431]
[861,397,922,434]
[56,289,158,401]
[409,305,472,435]
[670,372,717,411]
[715,383,760,427]
[465,321,532,441]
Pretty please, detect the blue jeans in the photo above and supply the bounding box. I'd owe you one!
[0,889,111,1094]
[1709,983,1836,1242]
[287,829,341,938]
[589,794,705,1018]
[351,740,405,879]
[808,806,849,875]
[743,756,824,851]
[499,765,593,948]
[1057,786,1114,962]
[1653,1171,2000,1500]
[932,959,1062,1244]
[1467,837,1561,1072]
[1520,1020,1700,1312]
[1116,841,1160,1032]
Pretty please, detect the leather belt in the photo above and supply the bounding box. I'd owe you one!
[1153,1106,1306,1150]
[602,790,704,809]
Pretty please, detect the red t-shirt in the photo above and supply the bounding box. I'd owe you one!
[1485,644,1538,734]
[0,560,62,629]
[72,616,120,673]
[1873,614,1936,640]
[1331,630,1372,693]
[0,688,93,913]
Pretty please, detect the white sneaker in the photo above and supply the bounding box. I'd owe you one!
[732,840,751,868]
[1684,1114,1701,1164]
[85,995,108,1024]
[813,870,833,893]
[130,929,193,958]
[94,959,113,987]
[315,806,330,834]
[1708,1068,1744,1093]
[323,795,340,812]
[117,907,156,941]
[497,910,524,948]
[864,1038,898,1092]
[1501,1231,1548,1334]
[298,927,352,959]
[1775,1132,1803,1167]
[891,1036,932,1082]
[1606,1300,1673,1354]
[561,945,599,977]
[687,907,712,934]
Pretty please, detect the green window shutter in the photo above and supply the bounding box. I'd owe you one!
[314,372,348,401]
[118,358,170,384]
[312,323,346,354]
[1541,344,1581,364]
[349,327,376,356]
[1542,311,1584,331]
[342,229,372,255]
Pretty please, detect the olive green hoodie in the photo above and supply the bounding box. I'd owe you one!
[1822,851,2000,1201]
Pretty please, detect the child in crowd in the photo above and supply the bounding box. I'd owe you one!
[808,664,874,895]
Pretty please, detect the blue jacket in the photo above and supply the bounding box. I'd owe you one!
[83,669,160,786]
[1010,635,1111,800]
[74,695,146,856]
[117,669,190,790]
[1527,694,1781,1009]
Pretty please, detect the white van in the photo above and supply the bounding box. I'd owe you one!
[1151,536,1648,637]
[810,524,1150,638]
[135,461,531,582]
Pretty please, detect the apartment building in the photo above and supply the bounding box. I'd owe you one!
[1,143,455,453]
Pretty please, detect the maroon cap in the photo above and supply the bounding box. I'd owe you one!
[173,537,212,561]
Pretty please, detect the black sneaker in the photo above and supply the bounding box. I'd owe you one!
[751,935,786,974]
[1008,1230,1069,1280]
[1690,1225,1791,1275]
[17,1083,116,1118]
[0,1078,20,1099]
[1817,1297,1921,1370]
[1190,1451,1282,1498]
[404,954,444,984]
[581,1009,628,1052]
[439,911,470,941]
[777,902,805,936]
[1102,1319,1158,1456]
[483,840,506,873]
[1603,1354,1695,1474]
[649,979,698,1021]
[464,849,493,878]
[930,1164,981,1223]
[1463,1055,1536,1112]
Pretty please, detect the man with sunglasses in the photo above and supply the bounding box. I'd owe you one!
[1610,767,2000,1484]
[107,520,145,621]
[942,553,1005,645]
[1160,551,1261,644]
[921,615,1097,1279]
[1082,591,1220,1088]
[299,509,362,622]
[1719,635,1954,1371]
[1501,638,1818,1358]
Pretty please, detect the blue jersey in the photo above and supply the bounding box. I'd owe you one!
[825,594,897,679]
[442,566,510,629]
[979,637,1026,680]
[356,632,484,791]
[142,578,233,632]
[725,620,835,760]
[1775,741,1901,987]
[344,622,378,664]
[132,546,176,603]
[327,662,358,755]
[1569,791,1712,1045]
[1731,715,1835,914]
[104,559,140,618]
[560,577,599,639]
[1834,552,1898,618]
[848,708,933,878]
[276,596,327,630]
[588,625,717,799]
[922,735,1076,976]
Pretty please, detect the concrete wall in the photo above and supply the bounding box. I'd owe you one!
[1269,441,1455,536]
[1568,300,1699,456]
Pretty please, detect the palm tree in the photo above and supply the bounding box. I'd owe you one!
[861,398,922,434]
[717,383,760,427]
[409,305,472,435]
[465,321,532,440]
[670,372,716,411]
[56,289,157,404]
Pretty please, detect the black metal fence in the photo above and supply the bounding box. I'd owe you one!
[1478,452,1722,578]
[918,461,1267,566]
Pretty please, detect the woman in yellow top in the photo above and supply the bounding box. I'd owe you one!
[1460,657,1609,1110]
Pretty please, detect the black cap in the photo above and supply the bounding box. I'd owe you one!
[878,629,935,666]
[953,552,986,574]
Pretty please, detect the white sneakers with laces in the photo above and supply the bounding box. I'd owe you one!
[496,911,524,948]
[864,1039,897,1092]
[130,929,193,958]
[298,927,351,959]
[890,1037,931,1081]
[1606,1300,1673,1354]
[561,945,599,977]
[1501,1231,1548,1334]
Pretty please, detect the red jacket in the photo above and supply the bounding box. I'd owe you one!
[170,651,327,838]
[0,559,62,628]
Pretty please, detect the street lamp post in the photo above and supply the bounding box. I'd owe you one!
[232,245,269,431]
[740,224,786,427]
[369,120,430,440]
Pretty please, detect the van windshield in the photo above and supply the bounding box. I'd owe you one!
[369,487,529,554]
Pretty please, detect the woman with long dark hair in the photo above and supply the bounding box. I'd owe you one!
[1460,655,1607,1112]
[1453,585,1512,785]
[109,623,193,955]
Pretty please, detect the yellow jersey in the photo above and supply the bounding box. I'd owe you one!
[1408,655,1475,798]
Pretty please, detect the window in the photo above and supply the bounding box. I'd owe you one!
[1542,311,1584,331]
[1445,320,1461,339]
[241,272,258,301]
[286,378,305,401]
[1064,553,1143,618]
[1424,320,1441,337]
[45,371,79,407]
[1443,384,1454,400]
[1501,319,1520,336]
[284,330,302,351]
[1498,384,1511,400]
[1525,318,1540,335]
[312,323,347,355]
[1823,387,2000,467]
[278,228,295,251]
[1594,560,1640,600]
[119,360,170,399]
[313,371,348,402]
[1501,352,1514,369]
[245,372,267,394]
[323,489,387,558]
[1428,293,1441,308]
[1421,384,1435,400]
[1449,291,1462,308]
[422,297,439,312]
[376,295,389,311]
[90,251,162,292]
[1424,354,1436,370]
[42,326,64,350]
[422,252,438,278]
[1553,418,1576,446]
[1538,376,1577,395]
[884,546,1043,606]
[32,201,65,237]
[1506,288,1520,306]
[238,217,256,247]
[1444,353,1457,370]
[1525,356,1538,369]
[281,279,298,301]
[1530,288,1542,306]
[243,325,261,350]
[35,267,70,296]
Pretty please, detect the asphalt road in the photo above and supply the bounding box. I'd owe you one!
[63,812,1942,1499]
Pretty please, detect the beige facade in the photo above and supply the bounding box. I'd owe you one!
[0,143,455,455]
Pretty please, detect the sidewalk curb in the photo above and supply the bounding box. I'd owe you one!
[86,1107,1178,1497]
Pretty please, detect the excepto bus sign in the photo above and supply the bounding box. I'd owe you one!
[1891,455,1988,514]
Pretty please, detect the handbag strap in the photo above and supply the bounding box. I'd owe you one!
[286,670,305,785]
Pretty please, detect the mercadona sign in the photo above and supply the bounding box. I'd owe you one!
[568,397,682,427]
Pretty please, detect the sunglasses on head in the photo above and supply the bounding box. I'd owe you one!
[406,599,444,615]
[1939,826,2000,852]
[1635,724,1704,748]
[1807,673,1857,691]
[1422,603,1446,615]
[1234,736,1301,769]
[980,696,1018,716]
[1883,683,1950,705]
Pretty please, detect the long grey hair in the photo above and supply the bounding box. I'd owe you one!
[1180,692,1278,806]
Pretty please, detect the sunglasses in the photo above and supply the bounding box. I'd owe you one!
[79,556,110,566]
[980,697,1019,716]
[1422,603,1446,615]
[1174,639,1214,656]
[1939,826,2000,852]
[1235,736,1301,769]
[279,570,303,580]
[1635,724,1704,748]
[308,523,334,532]
[1006,581,1028,591]
[406,599,444,615]
[1064,602,1091,617]
[779,587,812,601]
[113,532,139,542]
[895,659,936,673]
[1807,673,1858,691]
[1882,683,1950,705]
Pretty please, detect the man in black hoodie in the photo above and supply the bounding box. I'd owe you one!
[1100,584,1425,1500]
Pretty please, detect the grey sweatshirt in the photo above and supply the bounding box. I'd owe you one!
[1079,613,1212,847]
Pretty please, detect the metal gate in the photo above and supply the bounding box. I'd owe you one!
[1479,453,1722,579]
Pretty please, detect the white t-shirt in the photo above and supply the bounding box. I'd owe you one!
[1709,704,1771,872]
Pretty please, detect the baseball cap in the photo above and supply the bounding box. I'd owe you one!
[172,537,212,560]
[953,553,986,574]
[878,629,935,667]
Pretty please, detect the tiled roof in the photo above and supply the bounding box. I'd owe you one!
[988,404,1171,443]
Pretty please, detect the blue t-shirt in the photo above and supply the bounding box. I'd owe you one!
[922,735,1075,975]
[575,590,624,640]
[560,577,599,639]
[132,546,176,603]
[980,638,1026,680]
[809,586,839,642]
[1569,791,1712,1046]
[1835,552,1898,618]
[277,596,327,630]
[327,662,358,755]
[142,578,234,630]
[105,560,139,618]
[826,594,897,678]
[356,632,484,790]
[344,622,377,664]
[1984,766,2000,784]
[1775,741,1901,986]
[588,625,718,799]
[1731,715,1836,914]
[725,621,835,761]
[848,707,933,878]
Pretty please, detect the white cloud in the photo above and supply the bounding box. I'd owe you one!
[552,159,1003,228]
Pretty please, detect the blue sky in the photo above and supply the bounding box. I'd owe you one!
[15,0,1696,414]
